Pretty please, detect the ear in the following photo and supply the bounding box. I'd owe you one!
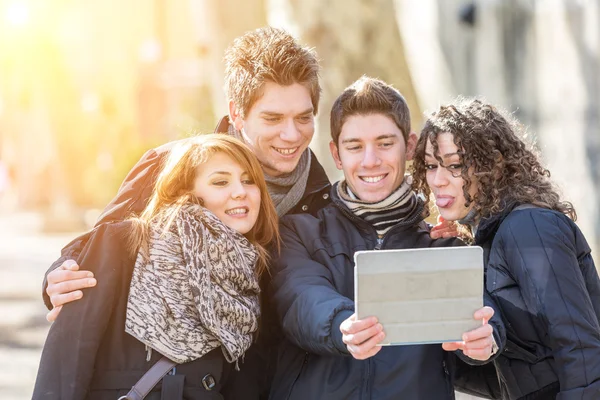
[405,132,418,161]
[228,101,244,131]
[329,141,343,170]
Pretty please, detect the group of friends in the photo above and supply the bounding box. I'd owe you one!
[32,27,600,400]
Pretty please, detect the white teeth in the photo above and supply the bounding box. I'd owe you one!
[274,147,298,155]
[361,175,385,183]
[226,208,248,215]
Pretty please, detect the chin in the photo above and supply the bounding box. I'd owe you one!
[438,210,459,222]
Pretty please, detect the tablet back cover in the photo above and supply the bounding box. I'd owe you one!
[354,246,483,345]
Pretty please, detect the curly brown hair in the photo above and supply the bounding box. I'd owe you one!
[411,97,576,221]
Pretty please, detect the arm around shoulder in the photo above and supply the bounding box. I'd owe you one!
[33,223,131,399]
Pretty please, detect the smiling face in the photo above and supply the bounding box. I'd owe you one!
[230,81,315,177]
[330,113,417,202]
[193,152,261,234]
[424,132,478,221]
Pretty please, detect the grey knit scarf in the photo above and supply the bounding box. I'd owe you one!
[335,175,423,236]
[228,124,311,216]
[125,204,260,366]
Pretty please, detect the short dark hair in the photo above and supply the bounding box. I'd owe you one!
[224,26,321,117]
[330,76,411,145]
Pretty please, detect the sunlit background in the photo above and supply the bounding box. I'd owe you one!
[0,0,598,398]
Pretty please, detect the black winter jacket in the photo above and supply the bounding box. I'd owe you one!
[34,221,234,400]
[40,116,332,399]
[478,204,600,399]
[269,191,505,400]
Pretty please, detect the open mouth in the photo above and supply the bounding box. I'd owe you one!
[225,207,249,216]
[359,174,387,184]
[273,146,299,156]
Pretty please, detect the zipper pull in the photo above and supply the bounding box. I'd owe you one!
[374,237,383,250]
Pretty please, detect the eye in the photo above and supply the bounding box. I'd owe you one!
[242,178,256,185]
[447,164,463,170]
[211,180,228,187]
[297,115,313,123]
[424,164,437,170]
[380,141,394,148]
[346,145,361,151]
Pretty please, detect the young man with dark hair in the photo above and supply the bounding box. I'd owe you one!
[269,76,504,399]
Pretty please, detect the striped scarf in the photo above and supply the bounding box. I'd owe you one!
[335,176,423,236]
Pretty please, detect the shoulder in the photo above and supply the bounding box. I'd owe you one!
[280,207,324,236]
[493,207,581,255]
[499,207,573,238]
[279,204,348,243]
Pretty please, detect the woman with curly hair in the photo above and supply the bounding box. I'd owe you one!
[412,98,600,400]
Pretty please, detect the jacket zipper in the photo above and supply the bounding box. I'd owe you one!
[363,359,372,400]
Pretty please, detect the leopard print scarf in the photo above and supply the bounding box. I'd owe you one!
[125,204,260,366]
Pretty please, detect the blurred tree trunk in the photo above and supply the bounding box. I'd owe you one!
[397,0,599,258]
[268,0,422,180]
[190,0,267,120]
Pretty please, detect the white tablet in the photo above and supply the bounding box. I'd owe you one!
[354,246,484,346]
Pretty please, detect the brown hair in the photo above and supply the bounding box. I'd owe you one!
[411,97,576,222]
[330,76,411,145]
[224,26,321,117]
[128,134,280,276]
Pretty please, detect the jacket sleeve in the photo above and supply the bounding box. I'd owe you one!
[33,224,126,399]
[500,211,600,399]
[41,147,164,310]
[456,289,507,366]
[270,218,354,356]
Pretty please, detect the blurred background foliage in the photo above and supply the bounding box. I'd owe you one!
[0,0,598,254]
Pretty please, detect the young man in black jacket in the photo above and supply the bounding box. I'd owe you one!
[269,76,505,399]
[43,26,330,319]
[40,26,330,400]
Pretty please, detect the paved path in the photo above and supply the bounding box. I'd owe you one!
[0,212,81,399]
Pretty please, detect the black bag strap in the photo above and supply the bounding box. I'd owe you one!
[118,356,177,400]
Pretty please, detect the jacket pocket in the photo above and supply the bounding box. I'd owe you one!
[503,338,538,364]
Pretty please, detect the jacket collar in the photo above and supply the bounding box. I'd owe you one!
[475,199,521,245]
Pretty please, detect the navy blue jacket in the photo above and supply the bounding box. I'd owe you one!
[269,190,505,400]
[478,203,600,399]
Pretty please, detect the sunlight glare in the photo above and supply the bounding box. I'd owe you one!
[5,2,29,27]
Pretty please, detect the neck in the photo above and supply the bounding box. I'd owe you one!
[457,206,479,235]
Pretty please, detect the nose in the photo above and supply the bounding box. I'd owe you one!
[432,166,450,187]
[361,145,382,169]
[280,118,302,143]
[231,180,247,200]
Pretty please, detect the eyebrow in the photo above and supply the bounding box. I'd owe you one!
[260,107,314,117]
[341,134,398,144]
[424,151,460,158]
[208,171,232,177]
